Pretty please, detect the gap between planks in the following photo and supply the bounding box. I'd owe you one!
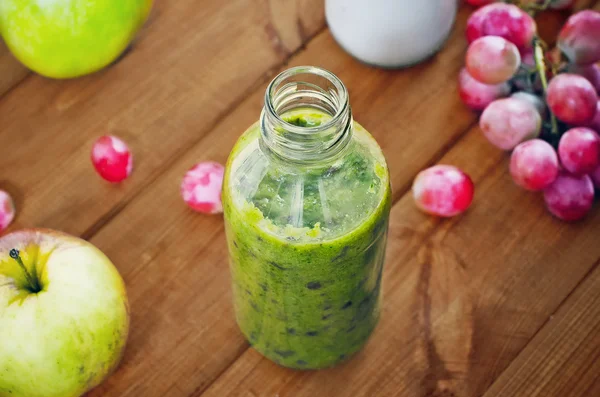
[190,118,494,397]
[194,124,600,397]
[479,1,600,391]
[0,72,30,102]
[481,256,600,396]
[5,1,599,393]
[191,2,600,391]
[75,24,327,241]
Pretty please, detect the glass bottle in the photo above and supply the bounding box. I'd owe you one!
[223,66,391,369]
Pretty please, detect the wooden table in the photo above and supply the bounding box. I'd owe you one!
[1,1,599,396]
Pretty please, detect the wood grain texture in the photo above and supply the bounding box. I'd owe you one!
[0,1,322,393]
[90,4,598,396]
[82,20,481,394]
[76,4,490,394]
[0,39,28,97]
[483,263,600,397]
[0,1,598,397]
[0,0,324,237]
[201,119,600,397]
[200,4,600,396]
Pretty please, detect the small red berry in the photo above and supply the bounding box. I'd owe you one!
[511,92,547,119]
[520,48,535,68]
[590,164,600,189]
[0,190,15,232]
[510,139,559,191]
[558,10,600,65]
[466,3,537,49]
[547,74,598,125]
[479,97,542,150]
[181,162,225,214]
[465,0,497,7]
[544,171,594,222]
[458,68,510,111]
[558,127,600,176]
[412,165,475,217]
[585,101,600,132]
[568,64,600,93]
[466,36,521,85]
[91,135,133,183]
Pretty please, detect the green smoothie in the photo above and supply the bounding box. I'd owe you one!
[223,109,391,369]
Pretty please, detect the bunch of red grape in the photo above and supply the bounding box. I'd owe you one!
[460,1,600,221]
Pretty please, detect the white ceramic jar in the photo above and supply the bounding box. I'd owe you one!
[326,0,459,68]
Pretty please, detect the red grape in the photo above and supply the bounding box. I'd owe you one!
[91,135,133,183]
[466,3,537,49]
[0,190,15,232]
[511,92,547,119]
[544,171,594,221]
[465,0,497,6]
[181,162,225,214]
[586,101,600,132]
[547,74,598,125]
[568,64,600,93]
[520,48,535,68]
[458,68,510,111]
[466,36,521,84]
[510,139,559,191]
[480,97,542,150]
[558,10,600,65]
[412,165,475,218]
[590,164,600,189]
[558,127,600,175]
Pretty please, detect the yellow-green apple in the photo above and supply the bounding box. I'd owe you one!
[0,229,129,397]
[0,0,153,79]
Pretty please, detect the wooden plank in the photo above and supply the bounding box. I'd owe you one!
[82,18,481,392]
[75,4,496,393]
[0,3,476,396]
[13,1,590,395]
[482,263,600,397]
[199,115,600,396]
[83,3,599,395]
[200,4,600,397]
[204,128,600,397]
[0,0,325,237]
[0,2,595,397]
[0,39,28,97]
[6,0,573,104]
[0,0,582,236]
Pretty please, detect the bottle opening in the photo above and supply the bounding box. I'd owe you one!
[260,66,353,163]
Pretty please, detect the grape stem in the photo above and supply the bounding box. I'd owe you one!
[522,0,553,14]
[9,248,41,293]
[533,38,559,136]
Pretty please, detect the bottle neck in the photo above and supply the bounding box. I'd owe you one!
[260,66,353,165]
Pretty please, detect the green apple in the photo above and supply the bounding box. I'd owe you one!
[0,0,153,79]
[0,229,129,397]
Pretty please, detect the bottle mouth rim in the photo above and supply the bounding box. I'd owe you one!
[264,66,349,134]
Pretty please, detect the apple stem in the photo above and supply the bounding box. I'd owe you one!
[9,249,41,293]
